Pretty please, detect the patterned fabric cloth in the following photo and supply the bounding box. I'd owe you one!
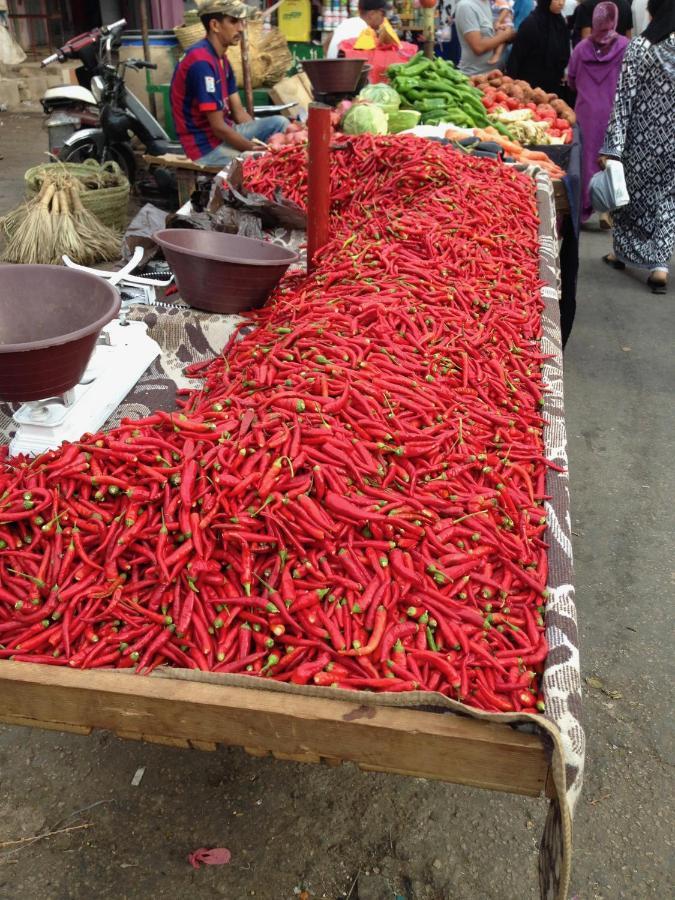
[0,184,582,899]
[601,34,675,269]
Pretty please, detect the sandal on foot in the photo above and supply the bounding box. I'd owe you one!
[603,254,625,270]
[647,276,667,295]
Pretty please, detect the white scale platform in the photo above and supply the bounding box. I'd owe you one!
[10,319,160,457]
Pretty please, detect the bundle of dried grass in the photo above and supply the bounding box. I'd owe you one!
[0,180,48,240]
[51,188,87,263]
[227,18,292,89]
[2,182,57,264]
[68,185,120,263]
[27,161,125,195]
[1,174,121,266]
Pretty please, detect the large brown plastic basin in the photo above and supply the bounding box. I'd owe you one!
[301,59,365,94]
[0,265,121,403]
[153,229,299,314]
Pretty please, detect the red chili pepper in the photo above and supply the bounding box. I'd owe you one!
[0,135,552,713]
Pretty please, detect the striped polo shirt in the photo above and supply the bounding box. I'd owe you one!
[170,37,237,160]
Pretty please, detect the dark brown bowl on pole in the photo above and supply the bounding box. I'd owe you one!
[300,59,366,94]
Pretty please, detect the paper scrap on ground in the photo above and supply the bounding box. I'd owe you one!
[188,847,232,869]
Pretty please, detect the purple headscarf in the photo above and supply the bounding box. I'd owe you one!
[590,1,619,50]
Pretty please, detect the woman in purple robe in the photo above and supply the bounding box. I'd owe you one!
[567,2,629,226]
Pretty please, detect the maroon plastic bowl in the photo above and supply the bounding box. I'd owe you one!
[0,265,121,403]
[153,229,299,314]
[301,59,365,94]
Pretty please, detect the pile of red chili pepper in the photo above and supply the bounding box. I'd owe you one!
[0,135,552,714]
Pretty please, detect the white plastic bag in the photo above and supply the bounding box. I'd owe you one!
[590,160,630,213]
[0,22,26,66]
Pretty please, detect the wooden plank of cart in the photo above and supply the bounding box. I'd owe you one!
[0,660,549,795]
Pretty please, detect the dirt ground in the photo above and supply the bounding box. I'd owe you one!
[0,112,673,900]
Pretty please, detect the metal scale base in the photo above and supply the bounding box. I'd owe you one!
[10,320,160,457]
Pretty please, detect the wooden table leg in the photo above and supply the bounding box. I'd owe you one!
[176,170,196,207]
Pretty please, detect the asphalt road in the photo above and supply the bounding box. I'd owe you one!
[0,112,672,900]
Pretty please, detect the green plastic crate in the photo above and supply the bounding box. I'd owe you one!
[146,78,178,141]
[288,41,324,61]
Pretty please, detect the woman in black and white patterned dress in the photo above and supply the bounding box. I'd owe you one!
[600,0,675,293]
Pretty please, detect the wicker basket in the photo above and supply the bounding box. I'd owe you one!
[175,13,291,88]
[174,12,204,52]
[228,20,292,89]
[24,160,130,231]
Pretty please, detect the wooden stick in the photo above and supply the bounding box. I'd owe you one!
[260,0,284,20]
[139,0,158,118]
[0,822,92,850]
[240,21,255,118]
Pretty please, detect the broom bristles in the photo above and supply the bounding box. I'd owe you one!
[68,184,121,263]
[2,183,56,265]
[52,188,89,265]
[1,175,121,266]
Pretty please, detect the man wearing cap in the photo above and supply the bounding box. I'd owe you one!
[170,0,289,164]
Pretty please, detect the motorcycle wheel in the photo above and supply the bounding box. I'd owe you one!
[60,139,136,182]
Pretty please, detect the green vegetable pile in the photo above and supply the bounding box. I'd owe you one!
[354,84,421,134]
[387,53,510,135]
[341,103,389,136]
[386,109,421,133]
[357,83,401,118]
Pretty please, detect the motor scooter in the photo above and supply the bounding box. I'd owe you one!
[41,19,118,158]
[41,19,183,200]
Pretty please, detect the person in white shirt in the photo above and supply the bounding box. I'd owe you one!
[631,0,649,34]
[325,0,388,59]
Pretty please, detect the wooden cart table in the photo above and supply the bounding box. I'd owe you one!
[0,170,581,900]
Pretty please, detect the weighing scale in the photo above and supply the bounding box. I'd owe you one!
[9,318,160,457]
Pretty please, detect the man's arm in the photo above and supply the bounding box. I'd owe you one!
[205,109,256,152]
[464,27,515,54]
[229,90,253,125]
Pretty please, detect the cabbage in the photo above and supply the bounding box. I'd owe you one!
[341,102,389,136]
[387,109,421,133]
[357,84,401,117]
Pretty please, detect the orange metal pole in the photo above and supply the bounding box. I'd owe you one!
[307,103,331,271]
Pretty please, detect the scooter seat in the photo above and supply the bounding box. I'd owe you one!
[148,139,185,156]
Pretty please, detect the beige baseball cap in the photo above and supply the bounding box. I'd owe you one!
[199,0,250,18]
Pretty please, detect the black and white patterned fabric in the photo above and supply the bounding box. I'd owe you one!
[602,34,675,270]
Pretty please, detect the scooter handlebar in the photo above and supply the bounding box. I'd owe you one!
[124,58,158,70]
[101,18,127,36]
[40,52,61,68]
[40,19,127,68]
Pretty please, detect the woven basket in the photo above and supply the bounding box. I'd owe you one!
[25,160,130,231]
[174,13,291,87]
[174,21,205,51]
[228,21,293,89]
